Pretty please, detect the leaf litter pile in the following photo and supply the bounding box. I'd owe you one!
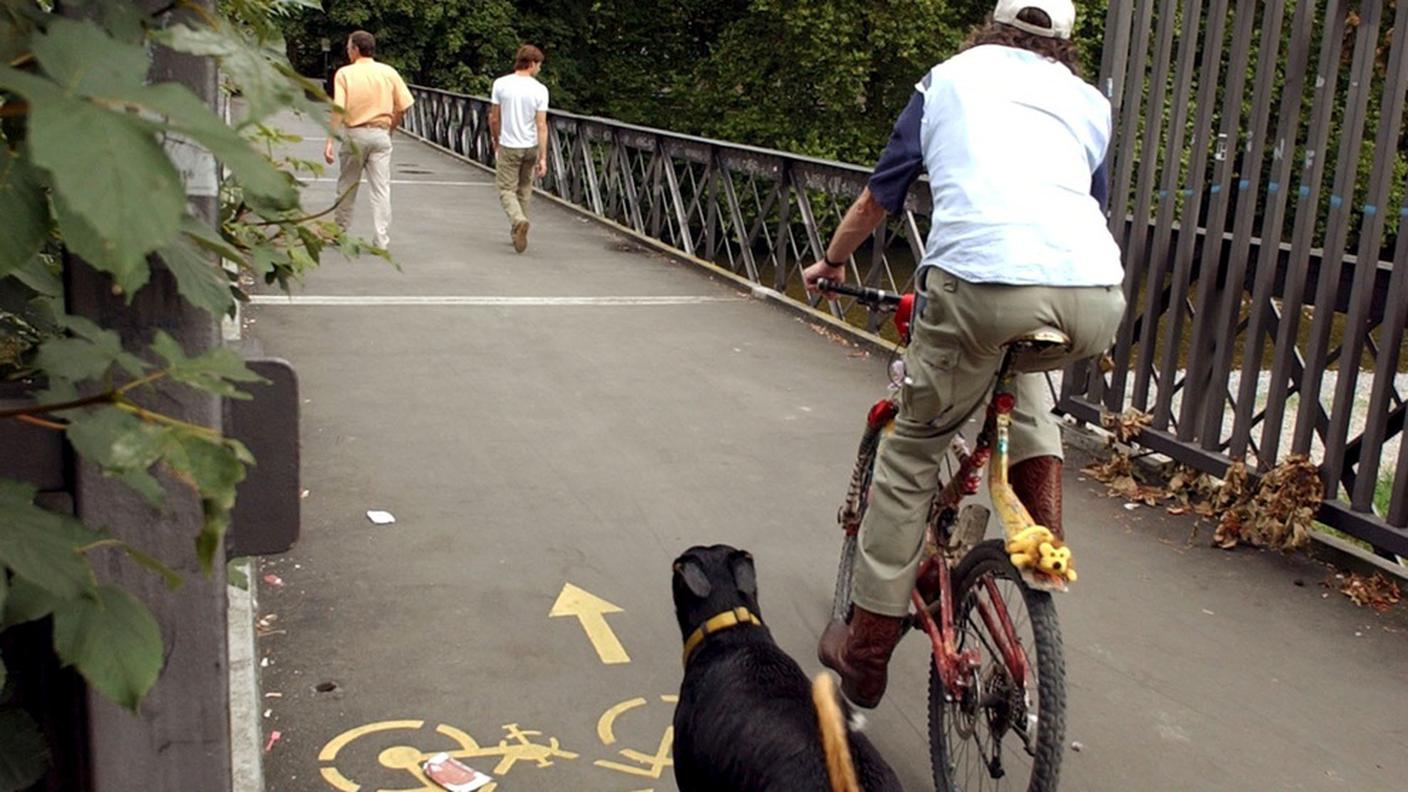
[1331,572,1403,614]
[1082,410,1407,614]
[1085,410,1322,552]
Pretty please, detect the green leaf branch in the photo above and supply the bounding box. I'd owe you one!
[0,0,376,782]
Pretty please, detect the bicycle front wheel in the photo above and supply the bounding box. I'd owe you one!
[929,540,1066,792]
[830,421,884,622]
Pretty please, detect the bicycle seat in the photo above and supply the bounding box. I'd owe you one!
[1004,328,1073,373]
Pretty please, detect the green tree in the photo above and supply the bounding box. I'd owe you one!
[280,0,520,94]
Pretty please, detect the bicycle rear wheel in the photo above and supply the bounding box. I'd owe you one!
[929,540,1065,792]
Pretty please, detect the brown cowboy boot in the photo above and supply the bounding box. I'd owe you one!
[817,605,905,709]
[1010,455,1064,540]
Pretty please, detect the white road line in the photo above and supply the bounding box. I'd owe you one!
[306,178,488,186]
[248,295,742,307]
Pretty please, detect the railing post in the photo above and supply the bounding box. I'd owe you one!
[772,159,792,292]
[77,2,231,788]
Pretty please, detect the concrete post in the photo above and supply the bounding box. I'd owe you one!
[65,2,233,789]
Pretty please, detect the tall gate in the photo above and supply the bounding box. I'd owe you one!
[1076,0,1407,555]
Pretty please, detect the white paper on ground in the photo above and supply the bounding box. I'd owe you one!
[366,510,396,525]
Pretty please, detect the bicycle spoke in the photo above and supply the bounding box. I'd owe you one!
[943,570,1049,790]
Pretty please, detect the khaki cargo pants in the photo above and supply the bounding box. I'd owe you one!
[852,268,1126,617]
[495,146,538,227]
[335,126,393,248]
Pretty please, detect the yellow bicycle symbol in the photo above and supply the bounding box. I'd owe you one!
[593,694,679,789]
[318,719,578,792]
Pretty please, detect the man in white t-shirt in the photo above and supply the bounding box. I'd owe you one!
[490,45,550,253]
[805,0,1127,709]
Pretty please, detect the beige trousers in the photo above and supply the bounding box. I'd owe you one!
[335,126,393,248]
[852,268,1127,616]
[495,146,537,226]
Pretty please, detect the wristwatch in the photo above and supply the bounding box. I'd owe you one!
[824,255,847,268]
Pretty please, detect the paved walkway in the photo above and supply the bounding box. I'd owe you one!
[246,115,1408,792]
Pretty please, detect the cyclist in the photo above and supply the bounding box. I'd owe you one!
[805,0,1126,709]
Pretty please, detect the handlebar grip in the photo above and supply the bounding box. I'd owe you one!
[816,278,903,308]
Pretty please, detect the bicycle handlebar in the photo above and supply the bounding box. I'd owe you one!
[816,279,904,309]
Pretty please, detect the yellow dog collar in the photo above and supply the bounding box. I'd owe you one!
[682,606,762,667]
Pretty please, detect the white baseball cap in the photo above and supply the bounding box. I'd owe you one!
[993,0,1077,40]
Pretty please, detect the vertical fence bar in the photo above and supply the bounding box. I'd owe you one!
[1113,0,1182,412]
[1179,0,1258,444]
[1157,0,1231,437]
[1225,0,1321,459]
[1107,0,1157,245]
[1099,0,1136,111]
[1070,0,1128,412]
[1327,0,1408,497]
[772,162,793,292]
[1292,0,1385,472]
[1103,1,1158,414]
[645,144,664,240]
[704,150,720,262]
[1258,1,1347,466]
[1354,213,1408,510]
[1194,0,1288,448]
[1135,0,1208,425]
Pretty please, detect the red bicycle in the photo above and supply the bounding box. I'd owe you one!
[819,279,1072,791]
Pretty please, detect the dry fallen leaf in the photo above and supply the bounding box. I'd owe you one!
[1211,456,1320,552]
[1100,409,1153,444]
[1335,572,1403,614]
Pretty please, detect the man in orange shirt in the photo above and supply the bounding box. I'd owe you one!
[323,31,414,249]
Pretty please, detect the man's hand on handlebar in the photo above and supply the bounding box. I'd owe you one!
[803,258,846,295]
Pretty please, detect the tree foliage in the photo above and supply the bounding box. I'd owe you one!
[280,0,1109,164]
[0,1,371,786]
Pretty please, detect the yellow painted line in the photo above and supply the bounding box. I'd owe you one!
[319,720,425,761]
[597,697,647,745]
[319,766,359,792]
[593,726,673,779]
[549,582,630,664]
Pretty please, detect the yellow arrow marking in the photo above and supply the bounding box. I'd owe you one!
[549,582,630,664]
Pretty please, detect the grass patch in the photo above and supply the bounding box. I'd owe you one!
[1373,474,1393,519]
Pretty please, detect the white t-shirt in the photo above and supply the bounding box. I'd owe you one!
[910,46,1122,286]
[490,74,550,149]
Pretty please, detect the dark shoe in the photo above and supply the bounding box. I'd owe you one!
[1010,455,1063,540]
[512,220,530,253]
[817,605,905,709]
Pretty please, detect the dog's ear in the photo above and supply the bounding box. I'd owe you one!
[729,550,757,596]
[674,558,713,598]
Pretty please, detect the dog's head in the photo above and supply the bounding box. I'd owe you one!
[671,544,759,639]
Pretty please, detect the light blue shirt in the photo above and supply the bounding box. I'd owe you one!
[870,45,1123,287]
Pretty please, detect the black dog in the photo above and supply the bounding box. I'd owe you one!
[671,544,903,791]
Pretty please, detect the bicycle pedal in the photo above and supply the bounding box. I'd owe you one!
[947,504,990,552]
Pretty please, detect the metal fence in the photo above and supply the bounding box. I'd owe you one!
[402,0,1405,557]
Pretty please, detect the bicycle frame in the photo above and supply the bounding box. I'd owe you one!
[840,348,1037,702]
[822,276,1040,702]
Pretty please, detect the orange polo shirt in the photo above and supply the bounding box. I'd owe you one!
[333,57,414,129]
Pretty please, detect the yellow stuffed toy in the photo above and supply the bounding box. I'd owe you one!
[1006,526,1077,583]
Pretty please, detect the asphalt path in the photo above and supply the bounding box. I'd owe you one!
[246,114,1408,792]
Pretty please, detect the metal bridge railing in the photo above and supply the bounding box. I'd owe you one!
[403,1,1406,558]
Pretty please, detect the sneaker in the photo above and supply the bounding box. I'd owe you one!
[512,220,530,253]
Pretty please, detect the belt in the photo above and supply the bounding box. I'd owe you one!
[351,121,391,130]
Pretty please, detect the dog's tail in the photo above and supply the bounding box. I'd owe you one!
[812,673,862,792]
